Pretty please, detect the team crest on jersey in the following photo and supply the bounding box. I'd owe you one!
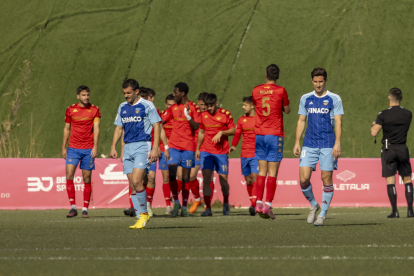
[205,115,208,118]
[174,107,178,110]
[135,108,140,114]
[217,117,221,120]
[243,119,247,122]
[87,110,91,113]
[323,100,329,106]
[73,109,78,112]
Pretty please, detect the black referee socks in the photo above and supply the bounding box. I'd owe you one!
[405,182,413,212]
[387,184,398,213]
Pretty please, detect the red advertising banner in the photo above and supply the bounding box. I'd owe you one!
[0,158,412,210]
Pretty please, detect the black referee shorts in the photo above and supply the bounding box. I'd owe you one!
[381,144,412,177]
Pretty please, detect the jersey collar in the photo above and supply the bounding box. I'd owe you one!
[313,90,330,98]
[129,97,142,106]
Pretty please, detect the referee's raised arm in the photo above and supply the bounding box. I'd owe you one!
[373,87,413,219]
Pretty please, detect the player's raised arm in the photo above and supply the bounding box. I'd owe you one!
[62,122,71,159]
[185,103,200,131]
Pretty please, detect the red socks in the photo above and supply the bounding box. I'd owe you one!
[210,181,215,202]
[189,179,201,199]
[146,187,155,204]
[251,182,257,206]
[182,182,190,207]
[265,176,277,203]
[256,175,266,201]
[83,183,92,208]
[204,195,211,209]
[247,184,256,206]
[170,180,179,201]
[66,179,76,205]
[223,194,229,204]
[162,182,171,206]
[128,185,133,207]
[177,179,183,194]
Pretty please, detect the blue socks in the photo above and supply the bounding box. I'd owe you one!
[320,184,334,217]
[301,183,318,207]
[136,188,148,214]
[130,193,141,219]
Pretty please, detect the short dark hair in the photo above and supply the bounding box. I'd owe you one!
[311,67,327,80]
[174,82,189,95]
[198,92,209,101]
[165,94,175,103]
[123,79,139,91]
[138,87,149,99]
[147,88,155,97]
[77,85,89,95]
[204,93,217,105]
[266,64,280,81]
[243,96,253,104]
[389,87,402,102]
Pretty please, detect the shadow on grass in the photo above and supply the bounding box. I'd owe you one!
[148,226,202,230]
[324,223,381,227]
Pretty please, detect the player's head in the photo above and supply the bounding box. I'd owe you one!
[389,87,402,103]
[242,96,254,115]
[173,82,189,104]
[198,92,209,112]
[205,93,218,115]
[77,85,90,105]
[147,88,156,102]
[138,87,149,100]
[311,67,328,93]
[265,64,280,81]
[122,79,139,104]
[165,94,175,109]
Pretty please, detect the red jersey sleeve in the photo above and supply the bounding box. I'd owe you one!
[282,88,290,106]
[252,89,256,106]
[226,112,235,130]
[93,106,101,123]
[232,117,243,147]
[65,107,71,123]
[162,107,173,122]
[191,103,201,123]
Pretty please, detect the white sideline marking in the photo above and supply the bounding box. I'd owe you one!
[0,256,413,261]
[1,244,413,251]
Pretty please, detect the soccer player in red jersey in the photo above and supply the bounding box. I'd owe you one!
[196,93,235,216]
[188,92,209,213]
[62,86,100,218]
[229,96,258,216]
[160,94,176,214]
[252,64,290,219]
[161,82,201,217]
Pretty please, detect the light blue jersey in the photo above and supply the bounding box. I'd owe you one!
[298,91,344,148]
[114,99,161,143]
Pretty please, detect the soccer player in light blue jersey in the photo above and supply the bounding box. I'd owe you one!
[293,68,344,226]
[110,79,161,229]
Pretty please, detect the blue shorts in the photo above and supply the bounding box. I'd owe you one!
[150,160,157,172]
[159,152,169,171]
[195,157,201,167]
[241,157,259,177]
[168,148,195,169]
[123,141,152,175]
[255,135,284,162]
[299,147,337,171]
[200,152,229,175]
[66,148,95,170]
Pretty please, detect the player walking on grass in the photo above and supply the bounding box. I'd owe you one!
[160,94,176,214]
[62,86,100,219]
[110,79,161,229]
[293,68,344,226]
[161,82,201,217]
[189,92,210,213]
[229,96,258,216]
[252,64,290,220]
[371,88,413,218]
[196,93,235,216]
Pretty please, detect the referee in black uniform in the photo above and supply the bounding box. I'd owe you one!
[371,87,413,218]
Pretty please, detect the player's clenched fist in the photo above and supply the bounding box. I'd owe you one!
[110,147,118,159]
[293,143,301,157]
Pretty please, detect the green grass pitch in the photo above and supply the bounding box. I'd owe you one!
[1,207,413,275]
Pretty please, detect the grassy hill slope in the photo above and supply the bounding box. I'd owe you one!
[1,0,413,158]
